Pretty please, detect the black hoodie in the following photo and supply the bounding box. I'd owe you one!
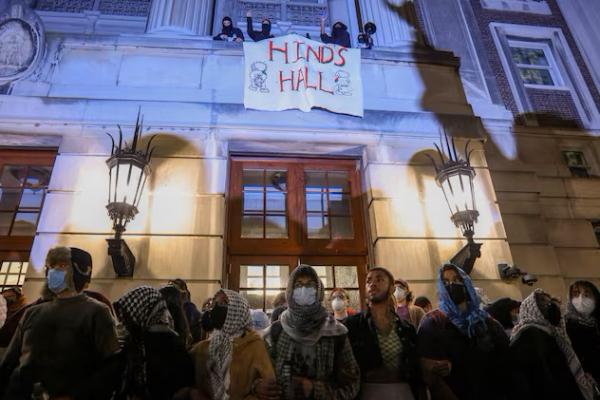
[246,16,274,42]
[321,21,351,48]
[213,16,244,41]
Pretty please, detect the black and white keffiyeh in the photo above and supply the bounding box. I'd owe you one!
[511,289,598,400]
[208,289,252,400]
[114,285,173,330]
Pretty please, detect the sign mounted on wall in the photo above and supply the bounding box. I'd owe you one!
[243,34,363,117]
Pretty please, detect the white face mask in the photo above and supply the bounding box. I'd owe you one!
[394,287,406,301]
[331,298,345,312]
[293,286,317,306]
[572,295,596,315]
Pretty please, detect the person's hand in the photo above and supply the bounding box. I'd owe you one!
[254,378,281,400]
[220,34,228,40]
[430,360,452,377]
[246,10,252,17]
[292,377,313,399]
[235,37,243,43]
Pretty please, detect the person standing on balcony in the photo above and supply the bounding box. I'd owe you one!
[246,10,274,42]
[213,16,245,42]
[320,18,351,48]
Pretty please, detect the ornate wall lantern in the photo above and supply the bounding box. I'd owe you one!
[105,112,157,277]
[429,132,482,275]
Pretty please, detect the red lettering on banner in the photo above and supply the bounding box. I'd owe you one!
[335,47,347,67]
[306,44,321,63]
[293,41,306,63]
[269,40,289,64]
[279,70,295,92]
[296,67,306,90]
[305,66,318,90]
[318,71,333,94]
[319,46,334,64]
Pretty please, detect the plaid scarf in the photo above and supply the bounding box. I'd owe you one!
[511,289,598,400]
[208,289,251,400]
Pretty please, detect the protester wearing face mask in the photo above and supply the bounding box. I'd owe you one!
[485,297,521,337]
[394,279,425,329]
[566,280,600,385]
[264,264,360,399]
[417,263,511,400]
[213,16,245,42]
[320,18,351,48]
[0,247,121,399]
[329,288,357,323]
[190,289,278,400]
[246,10,275,42]
[510,289,599,400]
[345,268,424,400]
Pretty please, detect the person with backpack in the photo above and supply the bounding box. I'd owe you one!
[263,264,360,399]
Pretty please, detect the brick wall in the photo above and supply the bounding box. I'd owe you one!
[527,88,583,127]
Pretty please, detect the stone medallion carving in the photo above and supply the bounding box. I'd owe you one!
[0,1,45,84]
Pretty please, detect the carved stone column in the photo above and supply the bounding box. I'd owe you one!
[146,0,212,36]
[358,0,417,47]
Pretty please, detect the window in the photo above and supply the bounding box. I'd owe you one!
[228,157,368,311]
[480,0,551,15]
[592,221,600,247]
[0,149,57,289]
[509,41,562,88]
[563,150,591,178]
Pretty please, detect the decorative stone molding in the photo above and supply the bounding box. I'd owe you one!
[358,0,418,47]
[480,0,551,15]
[0,0,45,84]
[146,0,212,35]
[35,0,151,17]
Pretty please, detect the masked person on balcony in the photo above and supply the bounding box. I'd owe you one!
[417,263,510,400]
[394,278,425,329]
[264,264,360,399]
[213,16,245,43]
[113,285,194,400]
[0,247,121,400]
[510,289,599,400]
[246,10,274,42]
[320,18,351,48]
[330,288,357,323]
[566,280,600,384]
[345,267,423,400]
[190,289,278,400]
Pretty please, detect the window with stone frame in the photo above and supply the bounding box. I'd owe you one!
[233,0,329,29]
[0,149,57,289]
[480,0,551,15]
[509,41,563,89]
[563,150,591,178]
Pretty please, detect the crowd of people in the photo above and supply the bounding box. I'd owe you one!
[0,246,599,399]
[213,13,351,48]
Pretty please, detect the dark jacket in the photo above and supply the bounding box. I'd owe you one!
[321,22,351,48]
[510,326,585,400]
[567,319,600,385]
[213,26,244,42]
[345,310,422,396]
[485,297,520,331]
[246,17,274,42]
[183,302,203,344]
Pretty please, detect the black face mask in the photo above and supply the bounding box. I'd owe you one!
[543,302,562,326]
[262,22,271,35]
[206,304,228,330]
[445,283,468,305]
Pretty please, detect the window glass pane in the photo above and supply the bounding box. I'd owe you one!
[10,212,38,236]
[329,193,351,215]
[9,262,23,274]
[306,192,326,212]
[0,261,9,273]
[5,274,18,285]
[0,189,21,211]
[563,151,588,167]
[266,289,283,313]
[307,215,329,238]
[266,170,287,192]
[240,290,264,310]
[244,191,264,212]
[243,169,264,190]
[306,171,326,191]
[510,47,549,66]
[335,266,359,288]
[331,216,354,239]
[265,215,288,238]
[241,215,263,238]
[313,265,334,288]
[0,212,14,235]
[0,165,28,187]
[266,192,286,212]
[19,189,44,209]
[266,265,289,288]
[328,172,350,192]
[25,167,52,189]
[240,265,264,288]
[518,68,554,85]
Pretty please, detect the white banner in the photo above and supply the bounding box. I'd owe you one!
[243,34,363,117]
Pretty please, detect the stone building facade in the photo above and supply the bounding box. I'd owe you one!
[0,0,598,308]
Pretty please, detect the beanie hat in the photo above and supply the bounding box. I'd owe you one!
[45,246,92,292]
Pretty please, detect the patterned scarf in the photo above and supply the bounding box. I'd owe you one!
[511,289,598,400]
[437,264,488,338]
[566,280,599,329]
[208,289,252,400]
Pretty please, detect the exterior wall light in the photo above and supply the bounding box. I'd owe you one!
[429,132,482,275]
[105,111,157,277]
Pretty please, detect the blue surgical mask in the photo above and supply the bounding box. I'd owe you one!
[47,268,68,294]
[293,286,317,306]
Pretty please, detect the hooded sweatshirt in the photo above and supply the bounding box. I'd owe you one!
[213,16,245,41]
[321,21,351,48]
[191,329,275,400]
[246,17,274,42]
